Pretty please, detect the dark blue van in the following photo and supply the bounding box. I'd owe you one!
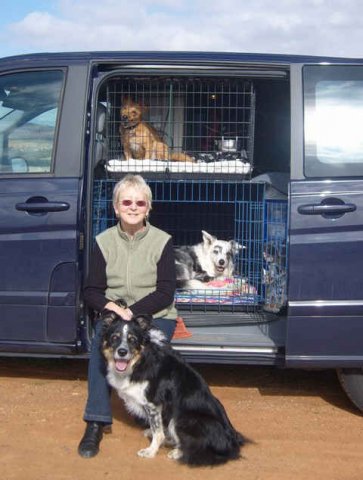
[1,51,363,411]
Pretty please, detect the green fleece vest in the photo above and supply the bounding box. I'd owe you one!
[96,222,177,319]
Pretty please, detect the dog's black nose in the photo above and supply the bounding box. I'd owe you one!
[117,348,128,357]
[218,259,225,266]
[121,115,128,121]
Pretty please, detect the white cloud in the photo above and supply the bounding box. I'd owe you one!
[3,0,363,58]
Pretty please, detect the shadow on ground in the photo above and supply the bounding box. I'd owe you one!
[0,357,361,416]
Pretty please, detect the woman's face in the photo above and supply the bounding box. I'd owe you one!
[114,187,150,231]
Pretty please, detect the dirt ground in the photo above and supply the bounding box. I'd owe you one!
[0,358,362,480]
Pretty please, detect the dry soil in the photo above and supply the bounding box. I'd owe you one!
[0,358,362,480]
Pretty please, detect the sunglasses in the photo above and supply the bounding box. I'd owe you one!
[119,199,147,208]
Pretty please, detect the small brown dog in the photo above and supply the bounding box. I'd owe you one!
[119,97,193,162]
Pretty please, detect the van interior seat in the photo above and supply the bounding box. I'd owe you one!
[94,103,107,167]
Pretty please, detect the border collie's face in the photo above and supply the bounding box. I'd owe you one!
[210,240,236,275]
[202,231,243,277]
[102,317,150,374]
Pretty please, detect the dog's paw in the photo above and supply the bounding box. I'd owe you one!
[137,447,156,458]
[167,448,183,460]
[195,273,214,283]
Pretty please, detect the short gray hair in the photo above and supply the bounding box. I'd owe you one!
[112,174,152,210]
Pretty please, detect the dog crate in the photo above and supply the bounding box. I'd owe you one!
[92,178,288,323]
[96,76,255,177]
[92,72,288,325]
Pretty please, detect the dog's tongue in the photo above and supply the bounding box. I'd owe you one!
[115,360,129,372]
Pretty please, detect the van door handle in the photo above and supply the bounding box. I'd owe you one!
[298,199,356,217]
[16,198,70,213]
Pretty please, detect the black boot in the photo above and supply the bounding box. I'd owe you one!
[78,421,104,458]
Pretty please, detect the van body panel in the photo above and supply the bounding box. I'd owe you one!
[0,177,80,345]
[287,315,363,367]
[287,179,363,365]
[1,51,363,69]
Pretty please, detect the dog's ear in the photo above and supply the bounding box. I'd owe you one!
[99,313,119,346]
[100,309,119,326]
[201,230,216,246]
[121,97,138,112]
[230,240,245,255]
[133,314,153,331]
[100,299,127,325]
[137,100,148,116]
[122,96,148,110]
[121,96,135,106]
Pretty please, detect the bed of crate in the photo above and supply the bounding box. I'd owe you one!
[92,178,287,315]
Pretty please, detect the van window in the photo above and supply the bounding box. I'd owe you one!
[0,70,64,174]
[304,65,363,177]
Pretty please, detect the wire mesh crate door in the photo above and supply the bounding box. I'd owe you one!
[92,179,116,238]
[234,185,265,308]
[157,180,266,313]
[103,76,255,176]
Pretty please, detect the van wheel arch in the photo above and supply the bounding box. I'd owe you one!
[337,368,363,412]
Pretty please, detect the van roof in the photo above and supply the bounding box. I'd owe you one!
[0,51,362,67]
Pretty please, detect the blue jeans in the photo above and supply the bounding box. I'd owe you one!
[83,318,176,424]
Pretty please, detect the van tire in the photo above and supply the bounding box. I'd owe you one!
[337,368,363,412]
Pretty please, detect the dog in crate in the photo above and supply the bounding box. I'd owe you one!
[101,311,246,465]
[174,230,243,289]
[119,97,194,162]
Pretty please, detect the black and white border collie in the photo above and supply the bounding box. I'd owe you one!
[174,230,243,289]
[101,313,246,466]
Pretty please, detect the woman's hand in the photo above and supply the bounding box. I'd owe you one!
[104,301,133,321]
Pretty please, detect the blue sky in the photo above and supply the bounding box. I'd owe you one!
[1,0,363,59]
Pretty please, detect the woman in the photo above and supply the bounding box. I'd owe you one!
[78,174,177,458]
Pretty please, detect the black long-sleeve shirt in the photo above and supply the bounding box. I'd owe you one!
[83,237,176,316]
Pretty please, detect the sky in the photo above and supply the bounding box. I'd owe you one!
[0,0,363,59]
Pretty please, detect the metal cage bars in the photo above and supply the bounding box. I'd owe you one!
[92,179,288,314]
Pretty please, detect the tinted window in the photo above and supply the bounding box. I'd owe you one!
[304,65,363,177]
[0,70,64,174]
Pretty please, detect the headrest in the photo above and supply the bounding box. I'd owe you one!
[96,103,107,134]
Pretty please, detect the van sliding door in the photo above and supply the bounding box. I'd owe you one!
[287,64,363,367]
